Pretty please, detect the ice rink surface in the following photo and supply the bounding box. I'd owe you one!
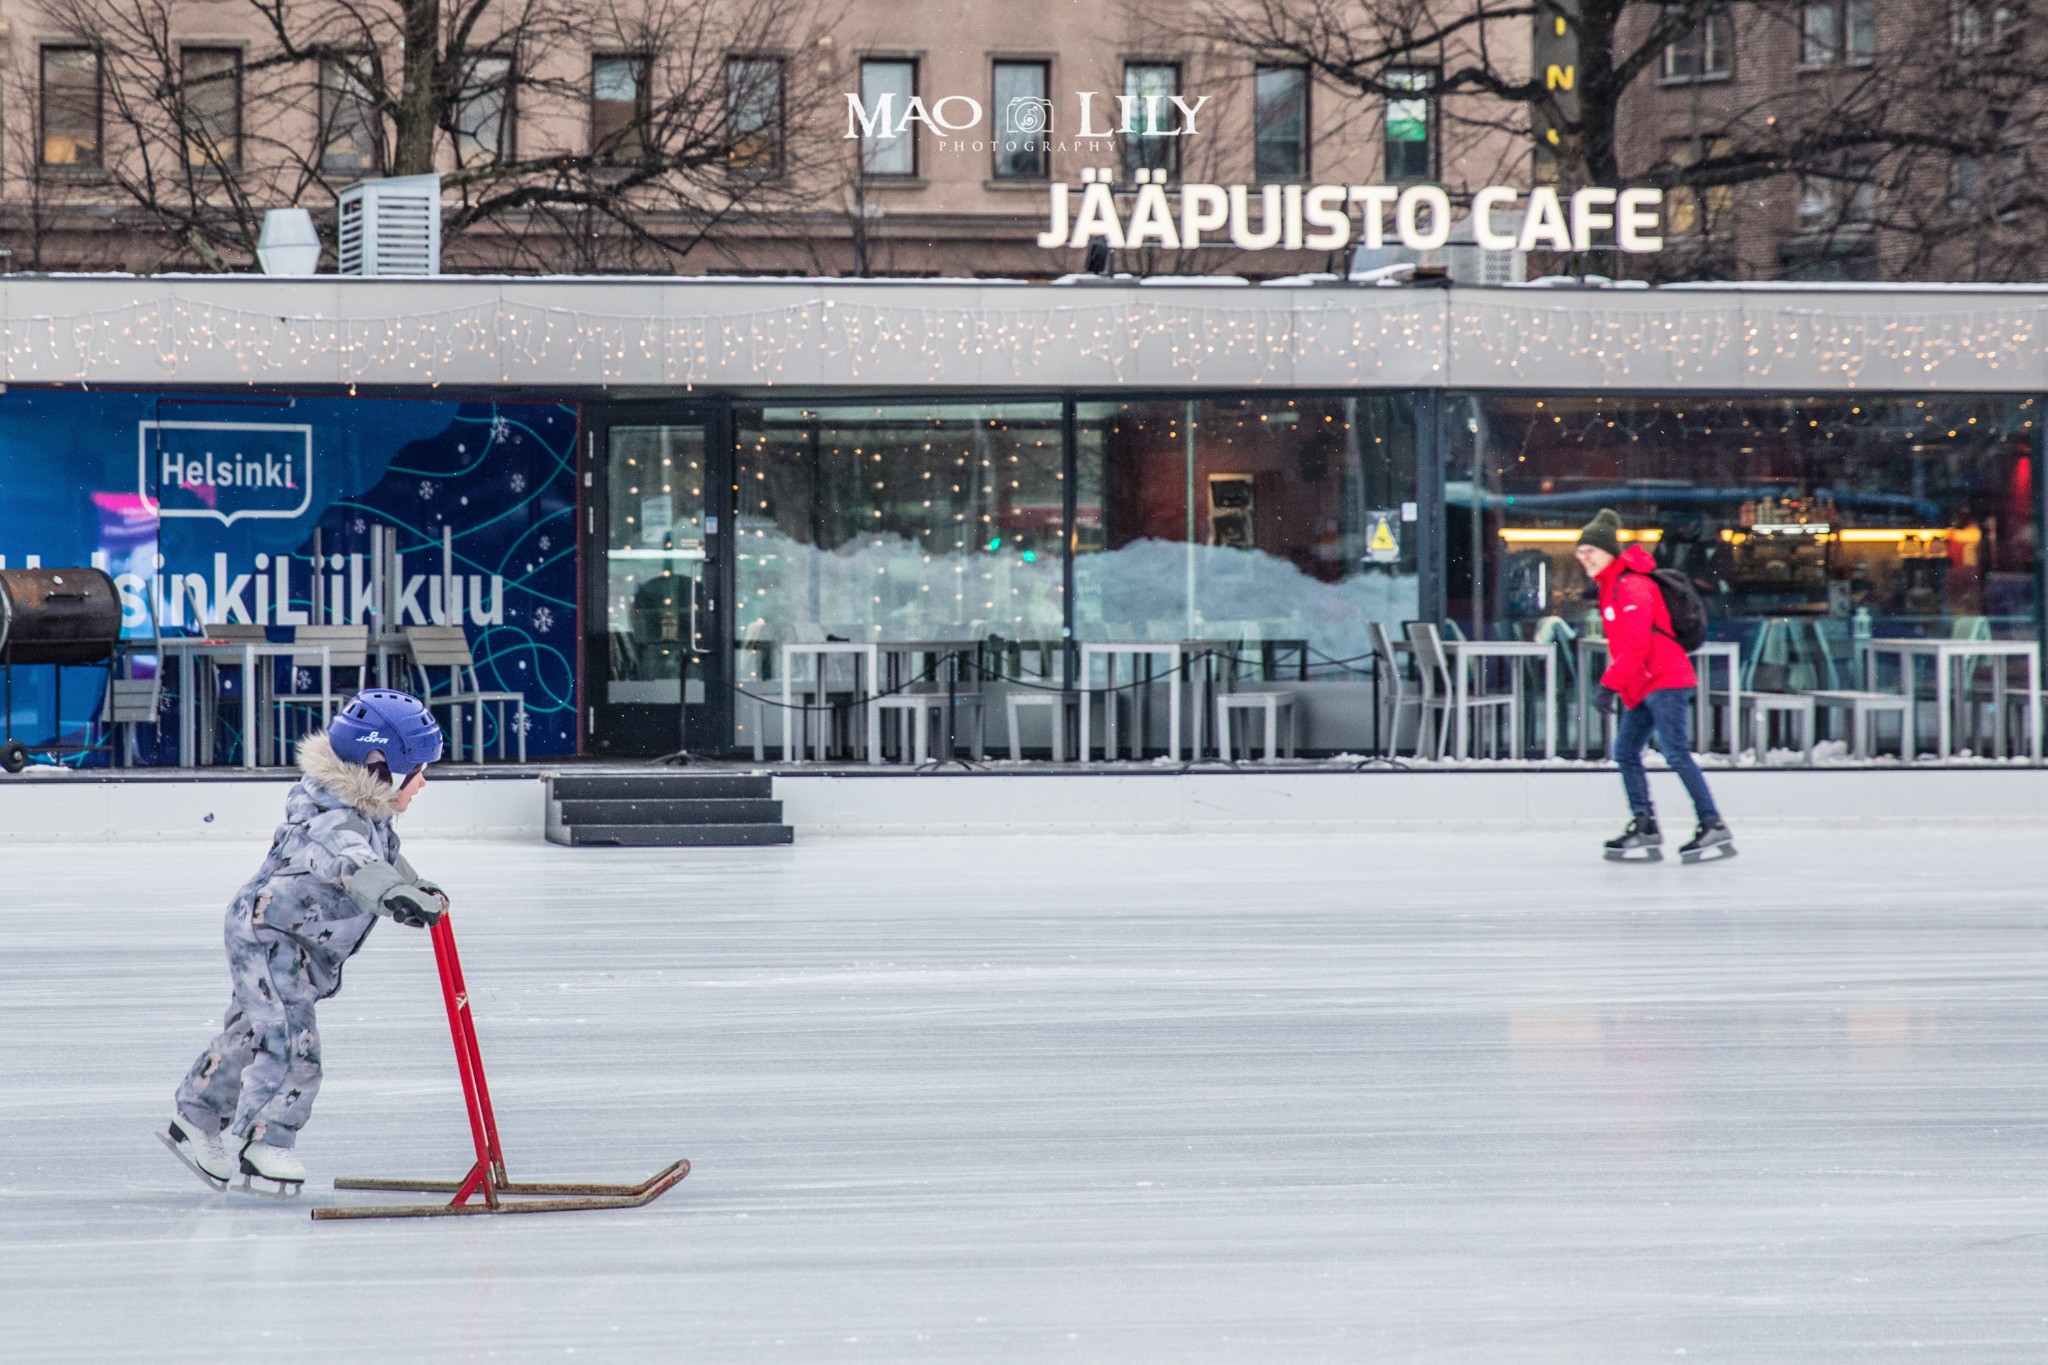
[2,823,2045,1363]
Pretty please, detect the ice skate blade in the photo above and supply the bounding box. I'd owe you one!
[1680,844,1738,864]
[234,1174,304,1200]
[1603,847,1663,862]
[157,1131,228,1192]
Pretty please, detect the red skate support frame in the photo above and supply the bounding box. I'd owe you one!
[311,914,689,1220]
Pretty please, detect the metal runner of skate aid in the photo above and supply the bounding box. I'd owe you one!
[310,914,690,1220]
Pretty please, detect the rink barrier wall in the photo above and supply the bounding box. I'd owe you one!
[3,767,2046,840]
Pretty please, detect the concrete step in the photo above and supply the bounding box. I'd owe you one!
[554,798,784,826]
[549,773,773,801]
[549,822,794,848]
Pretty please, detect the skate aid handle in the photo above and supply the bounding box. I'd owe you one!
[383,884,448,928]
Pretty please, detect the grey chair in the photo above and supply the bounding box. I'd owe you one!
[271,625,370,764]
[403,626,527,762]
[1406,622,1515,760]
[1368,621,1423,756]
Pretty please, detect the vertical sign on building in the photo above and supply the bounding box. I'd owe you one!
[1532,0,1580,183]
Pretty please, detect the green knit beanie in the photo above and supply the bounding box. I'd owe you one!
[1577,508,1623,556]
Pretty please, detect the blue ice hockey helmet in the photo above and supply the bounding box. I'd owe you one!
[328,689,444,775]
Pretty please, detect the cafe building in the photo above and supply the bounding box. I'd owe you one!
[0,274,2040,767]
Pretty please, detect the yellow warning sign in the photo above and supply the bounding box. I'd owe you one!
[1366,511,1401,564]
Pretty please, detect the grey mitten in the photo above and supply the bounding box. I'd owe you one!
[1593,686,1619,716]
[351,860,448,927]
[382,883,447,928]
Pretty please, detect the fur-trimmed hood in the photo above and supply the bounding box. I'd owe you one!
[296,732,399,822]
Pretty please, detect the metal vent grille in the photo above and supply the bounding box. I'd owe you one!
[335,174,442,277]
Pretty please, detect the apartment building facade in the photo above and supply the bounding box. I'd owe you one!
[0,0,1534,278]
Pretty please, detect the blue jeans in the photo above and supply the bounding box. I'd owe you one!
[1613,687,1720,822]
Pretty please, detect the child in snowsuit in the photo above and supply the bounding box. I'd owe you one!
[164,689,448,1192]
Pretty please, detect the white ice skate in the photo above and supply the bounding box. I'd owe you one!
[160,1114,234,1190]
[236,1140,307,1196]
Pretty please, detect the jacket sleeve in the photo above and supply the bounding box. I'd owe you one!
[1601,574,1660,700]
[294,808,411,915]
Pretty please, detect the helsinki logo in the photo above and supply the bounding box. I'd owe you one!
[141,422,316,525]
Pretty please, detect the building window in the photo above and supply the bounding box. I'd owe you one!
[40,47,102,169]
[1122,63,1181,179]
[858,58,917,177]
[453,55,513,168]
[1666,135,1734,235]
[1803,1,1875,65]
[1662,9,1733,80]
[1462,395,2036,648]
[1798,160,1875,229]
[726,55,783,175]
[1384,69,1436,181]
[319,55,380,175]
[592,55,649,161]
[1253,66,1308,181]
[992,60,1050,181]
[1953,3,2018,51]
[179,47,241,170]
[1950,148,2027,216]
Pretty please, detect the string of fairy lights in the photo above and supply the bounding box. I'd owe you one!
[6,286,2048,389]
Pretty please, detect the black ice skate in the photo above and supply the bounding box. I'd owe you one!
[1603,815,1663,862]
[1679,819,1737,864]
[159,1114,233,1191]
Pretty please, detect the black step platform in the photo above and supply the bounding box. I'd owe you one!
[545,771,793,847]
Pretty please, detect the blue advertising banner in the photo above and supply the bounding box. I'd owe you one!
[0,390,580,761]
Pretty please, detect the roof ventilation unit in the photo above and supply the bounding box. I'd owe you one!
[336,174,442,276]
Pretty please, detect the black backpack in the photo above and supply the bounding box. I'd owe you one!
[1626,566,1709,653]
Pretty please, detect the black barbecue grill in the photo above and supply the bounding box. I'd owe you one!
[0,567,125,772]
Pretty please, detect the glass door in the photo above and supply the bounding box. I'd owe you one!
[584,405,730,756]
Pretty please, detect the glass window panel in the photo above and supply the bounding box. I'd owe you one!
[592,55,648,160]
[181,48,241,170]
[1802,1,1840,63]
[41,47,101,168]
[1847,0,1876,58]
[606,426,708,702]
[992,61,1050,180]
[1453,395,2039,673]
[1384,69,1435,181]
[732,403,1066,662]
[1121,63,1180,178]
[1073,397,1419,670]
[727,56,782,175]
[319,55,379,174]
[455,55,513,168]
[1254,66,1308,181]
[860,59,916,177]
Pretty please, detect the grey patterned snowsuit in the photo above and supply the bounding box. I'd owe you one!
[174,755,429,1150]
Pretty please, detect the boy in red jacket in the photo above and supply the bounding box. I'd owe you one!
[1575,508,1734,862]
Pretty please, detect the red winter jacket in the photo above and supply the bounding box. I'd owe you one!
[1596,544,1698,709]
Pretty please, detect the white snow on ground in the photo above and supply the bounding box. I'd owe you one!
[2,827,2045,1363]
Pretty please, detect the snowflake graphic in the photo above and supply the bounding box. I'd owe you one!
[418,480,437,501]
[351,516,367,534]
[516,711,533,735]
[509,472,527,494]
[537,535,551,553]
[532,607,555,635]
[491,415,513,443]
[293,668,314,691]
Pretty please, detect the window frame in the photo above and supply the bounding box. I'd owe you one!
[591,52,652,163]
[318,52,382,176]
[1660,8,1734,83]
[990,59,1052,182]
[39,45,104,171]
[725,53,785,178]
[859,57,920,179]
[1799,0,1842,66]
[453,52,516,168]
[1120,61,1182,180]
[1382,67,1438,183]
[1253,64,1310,182]
[177,46,243,172]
